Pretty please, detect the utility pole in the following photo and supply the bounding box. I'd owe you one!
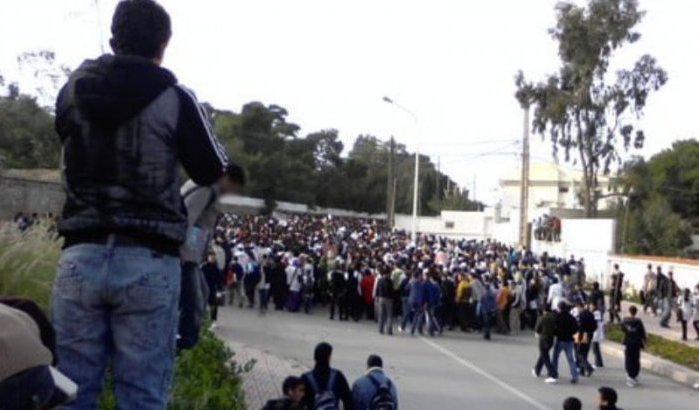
[386,137,395,227]
[519,106,531,248]
[390,177,397,227]
[436,156,441,200]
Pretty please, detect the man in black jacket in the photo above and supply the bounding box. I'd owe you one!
[50,1,229,409]
[621,306,646,387]
[548,302,579,384]
[329,265,348,320]
[575,302,597,377]
[533,304,557,379]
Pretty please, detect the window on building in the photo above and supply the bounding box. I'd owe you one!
[445,221,454,229]
[558,186,569,193]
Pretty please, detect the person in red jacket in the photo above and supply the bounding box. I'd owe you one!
[360,269,377,321]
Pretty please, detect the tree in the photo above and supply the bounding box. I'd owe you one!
[622,195,692,256]
[0,94,59,169]
[428,187,481,213]
[515,0,667,217]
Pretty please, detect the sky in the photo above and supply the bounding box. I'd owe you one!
[2,0,698,206]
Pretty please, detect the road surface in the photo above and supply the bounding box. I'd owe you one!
[217,306,698,410]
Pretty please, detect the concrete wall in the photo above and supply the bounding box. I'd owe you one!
[531,218,616,287]
[0,176,64,219]
[392,209,524,242]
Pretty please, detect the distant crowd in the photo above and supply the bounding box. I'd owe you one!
[199,212,699,408]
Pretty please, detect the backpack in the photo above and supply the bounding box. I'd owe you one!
[368,374,395,410]
[307,370,339,410]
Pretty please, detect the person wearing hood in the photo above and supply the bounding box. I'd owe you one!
[51,1,229,409]
[301,343,352,410]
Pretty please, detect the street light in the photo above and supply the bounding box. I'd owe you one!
[383,96,420,244]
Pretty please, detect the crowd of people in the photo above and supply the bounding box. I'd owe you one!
[197,212,699,404]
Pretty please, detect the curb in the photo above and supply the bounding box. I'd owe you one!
[601,342,699,389]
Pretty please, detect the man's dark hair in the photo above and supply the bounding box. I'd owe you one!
[598,386,618,405]
[282,376,303,396]
[314,342,332,366]
[629,305,638,316]
[562,397,582,410]
[367,354,383,369]
[110,0,171,59]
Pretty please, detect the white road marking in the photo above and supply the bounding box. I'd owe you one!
[420,337,552,410]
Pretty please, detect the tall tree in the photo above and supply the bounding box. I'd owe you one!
[516,0,667,217]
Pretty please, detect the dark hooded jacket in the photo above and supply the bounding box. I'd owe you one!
[55,55,228,254]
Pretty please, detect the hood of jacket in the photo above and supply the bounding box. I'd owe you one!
[67,54,177,129]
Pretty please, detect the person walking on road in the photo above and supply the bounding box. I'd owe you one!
[301,342,353,410]
[351,355,398,410]
[409,271,426,336]
[621,305,646,387]
[203,252,226,329]
[479,278,497,341]
[533,304,557,379]
[608,265,624,324]
[642,264,656,315]
[677,288,693,341]
[548,302,579,384]
[424,273,443,337]
[575,302,597,377]
[657,267,673,328]
[455,273,472,332]
[375,268,395,336]
[693,284,699,340]
[591,302,605,368]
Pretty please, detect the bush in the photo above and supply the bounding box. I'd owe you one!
[606,323,699,372]
[0,223,61,311]
[0,226,249,410]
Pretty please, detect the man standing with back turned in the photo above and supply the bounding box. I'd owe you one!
[51,1,229,409]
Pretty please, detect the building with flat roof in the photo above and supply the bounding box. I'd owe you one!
[499,161,616,217]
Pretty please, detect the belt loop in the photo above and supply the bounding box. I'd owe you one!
[106,233,117,248]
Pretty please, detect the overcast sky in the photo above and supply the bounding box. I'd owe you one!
[2,0,697,205]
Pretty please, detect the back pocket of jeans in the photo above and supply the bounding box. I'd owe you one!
[55,260,82,301]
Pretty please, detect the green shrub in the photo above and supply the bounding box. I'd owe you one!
[0,224,61,311]
[607,323,699,372]
[0,226,249,410]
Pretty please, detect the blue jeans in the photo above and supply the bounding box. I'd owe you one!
[52,243,181,410]
[400,297,412,329]
[410,305,425,335]
[552,341,579,380]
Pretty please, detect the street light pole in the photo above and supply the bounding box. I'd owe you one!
[383,96,420,244]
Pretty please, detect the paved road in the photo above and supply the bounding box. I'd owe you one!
[217,306,698,410]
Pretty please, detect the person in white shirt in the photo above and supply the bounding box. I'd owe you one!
[548,276,565,311]
[591,302,605,368]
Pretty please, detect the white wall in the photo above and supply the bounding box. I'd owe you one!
[607,256,699,292]
[530,218,616,287]
[394,211,488,240]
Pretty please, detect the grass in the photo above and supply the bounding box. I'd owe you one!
[0,223,62,311]
[606,323,699,372]
[0,225,250,410]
